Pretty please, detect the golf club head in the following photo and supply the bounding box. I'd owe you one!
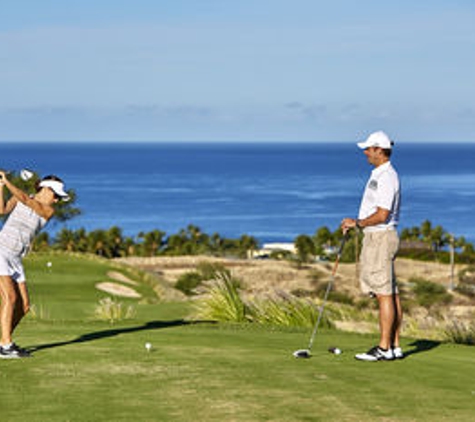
[293,349,312,359]
[20,168,34,181]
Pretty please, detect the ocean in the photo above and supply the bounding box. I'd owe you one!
[2,142,475,243]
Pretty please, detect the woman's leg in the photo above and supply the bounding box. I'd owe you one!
[13,282,30,333]
[0,275,18,345]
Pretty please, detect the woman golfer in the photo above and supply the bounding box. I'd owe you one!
[0,171,69,358]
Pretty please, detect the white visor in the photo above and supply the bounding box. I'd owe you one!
[39,180,70,201]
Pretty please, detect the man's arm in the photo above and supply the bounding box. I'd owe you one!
[341,207,390,232]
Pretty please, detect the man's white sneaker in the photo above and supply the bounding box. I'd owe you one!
[355,346,394,361]
[392,347,404,359]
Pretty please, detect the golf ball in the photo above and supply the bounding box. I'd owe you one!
[46,262,52,268]
[145,342,152,351]
[334,348,342,355]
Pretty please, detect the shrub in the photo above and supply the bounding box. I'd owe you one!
[455,266,475,298]
[176,262,232,296]
[175,271,204,296]
[411,277,453,308]
[444,321,475,345]
[290,288,317,298]
[455,283,475,298]
[196,261,231,280]
[355,297,378,311]
[269,250,292,260]
[328,291,354,305]
[308,269,325,287]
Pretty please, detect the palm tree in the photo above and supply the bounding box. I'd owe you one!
[106,226,125,257]
[238,234,258,259]
[400,226,421,241]
[87,230,109,257]
[140,230,165,257]
[420,220,433,245]
[313,226,334,255]
[209,232,224,256]
[294,234,316,265]
[186,224,210,254]
[455,236,468,252]
[430,225,446,252]
[73,228,89,253]
[55,228,77,252]
[33,232,50,252]
[122,236,136,256]
[165,230,188,255]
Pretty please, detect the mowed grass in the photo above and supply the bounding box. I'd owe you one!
[1,253,474,422]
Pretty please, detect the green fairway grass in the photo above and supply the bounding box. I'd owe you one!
[1,253,474,421]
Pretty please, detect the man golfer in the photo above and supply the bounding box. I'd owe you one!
[341,131,403,361]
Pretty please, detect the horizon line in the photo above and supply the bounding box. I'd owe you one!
[2,139,475,144]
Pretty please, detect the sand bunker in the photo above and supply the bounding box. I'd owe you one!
[96,282,141,298]
[106,271,139,286]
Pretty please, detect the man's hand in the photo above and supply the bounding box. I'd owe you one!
[341,218,357,234]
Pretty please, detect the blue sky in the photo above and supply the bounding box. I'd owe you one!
[1,1,474,142]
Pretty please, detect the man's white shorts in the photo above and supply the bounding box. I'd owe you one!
[0,253,26,283]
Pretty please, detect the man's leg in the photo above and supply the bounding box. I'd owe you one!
[392,293,402,348]
[355,231,400,361]
[377,294,396,350]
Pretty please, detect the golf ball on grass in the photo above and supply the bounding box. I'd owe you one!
[328,347,342,355]
[145,342,152,352]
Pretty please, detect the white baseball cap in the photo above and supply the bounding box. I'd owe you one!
[357,131,394,149]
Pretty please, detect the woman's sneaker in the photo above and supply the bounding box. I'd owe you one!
[0,343,31,359]
[355,346,394,361]
[393,347,404,359]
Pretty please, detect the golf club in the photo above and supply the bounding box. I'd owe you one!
[293,233,348,359]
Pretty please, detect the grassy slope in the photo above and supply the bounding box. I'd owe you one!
[0,253,474,422]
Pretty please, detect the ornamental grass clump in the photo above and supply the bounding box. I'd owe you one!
[193,271,335,328]
[193,270,249,323]
[29,303,51,321]
[94,297,136,323]
[248,292,333,328]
